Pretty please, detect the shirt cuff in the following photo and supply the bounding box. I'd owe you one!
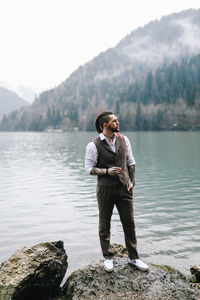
[85,167,93,175]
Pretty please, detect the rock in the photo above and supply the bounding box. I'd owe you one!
[59,244,199,300]
[191,266,200,283]
[0,241,67,300]
[1,242,199,300]
[61,260,199,300]
[112,243,128,257]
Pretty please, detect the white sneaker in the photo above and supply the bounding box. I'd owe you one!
[104,258,113,272]
[128,258,149,271]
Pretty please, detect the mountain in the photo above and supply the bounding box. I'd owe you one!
[1,8,200,131]
[0,80,43,104]
[17,85,44,104]
[118,54,200,130]
[0,87,29,120]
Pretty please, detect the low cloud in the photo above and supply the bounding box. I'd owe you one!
[121,15,200,68]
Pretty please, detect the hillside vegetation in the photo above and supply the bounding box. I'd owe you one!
[117,55,200,130]
[1,9,200,131]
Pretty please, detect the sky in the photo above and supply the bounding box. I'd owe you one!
[0,0,200,93]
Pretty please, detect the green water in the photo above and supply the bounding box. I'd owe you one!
[0,131,199,275]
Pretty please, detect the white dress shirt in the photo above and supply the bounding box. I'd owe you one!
[85,133,136,174]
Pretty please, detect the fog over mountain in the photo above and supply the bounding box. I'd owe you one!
[89,9,200,85]
[117,14,200,65]
[1,8,200,131]
[0,81,43,104]
[0,87,29,120]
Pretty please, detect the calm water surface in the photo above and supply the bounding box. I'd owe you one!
[0,131,199,276]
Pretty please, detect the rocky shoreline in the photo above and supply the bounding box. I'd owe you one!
[0,241,199,300]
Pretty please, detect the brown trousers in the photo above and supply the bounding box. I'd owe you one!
[97,183,139,260]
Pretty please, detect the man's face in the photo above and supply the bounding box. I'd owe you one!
[107,114,120,132]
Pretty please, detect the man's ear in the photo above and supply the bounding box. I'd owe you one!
[103,122,108,129]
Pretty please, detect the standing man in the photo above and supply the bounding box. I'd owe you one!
[85,111,149,272]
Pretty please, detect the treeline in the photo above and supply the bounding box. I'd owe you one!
[0,104,78,131]
[1,55,200,131]
[115,55,200,130]
[121,55,200,106]
[29,106,63,131]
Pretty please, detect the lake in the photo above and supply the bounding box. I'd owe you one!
[0,131,199,276]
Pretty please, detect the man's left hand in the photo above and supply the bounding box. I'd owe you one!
[128,181,135,191]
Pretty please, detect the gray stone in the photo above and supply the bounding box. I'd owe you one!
[0,241,67,300]
[191,266,200,283]
[59,244,199,300]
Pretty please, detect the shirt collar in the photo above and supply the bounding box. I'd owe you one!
[99,132,116,141]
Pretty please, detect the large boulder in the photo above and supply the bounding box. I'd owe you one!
[59,244,199,300]
[0,241,67,300]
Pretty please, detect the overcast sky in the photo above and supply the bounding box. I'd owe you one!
[0,0,200,91]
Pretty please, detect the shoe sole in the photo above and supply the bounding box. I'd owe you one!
[128,262,149,271]
[104,267,113,272]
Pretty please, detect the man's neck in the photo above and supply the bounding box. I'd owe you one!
[103,131,115,143]
[103,130,114,138]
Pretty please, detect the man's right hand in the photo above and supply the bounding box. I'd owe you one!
[108,167,122,176]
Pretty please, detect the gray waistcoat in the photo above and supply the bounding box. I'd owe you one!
[93,134,130,186]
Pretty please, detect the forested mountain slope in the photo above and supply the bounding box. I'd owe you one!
[117,54,200,130]
[1,9,200,131]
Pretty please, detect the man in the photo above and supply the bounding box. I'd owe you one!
[85,111,149,272]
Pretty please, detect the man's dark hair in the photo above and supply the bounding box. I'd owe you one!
[95,110,113,133]
[99,111,113,130]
